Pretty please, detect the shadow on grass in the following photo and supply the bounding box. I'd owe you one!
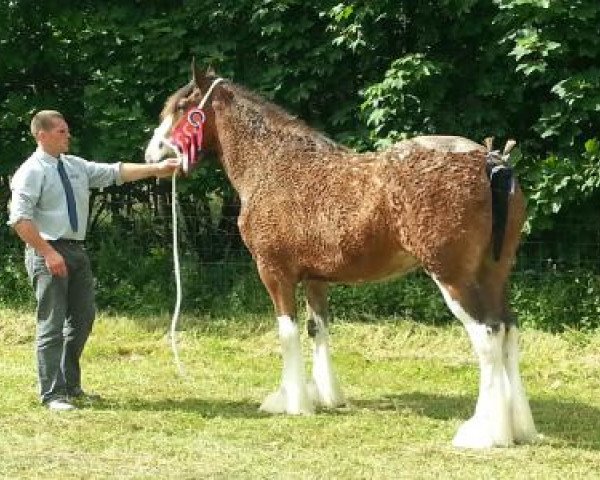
[90,396,267,419]
[87,396,360,422]
[353,392,600,450]
[84,391,600,449]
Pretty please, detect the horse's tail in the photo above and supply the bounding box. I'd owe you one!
[484,139,518,261]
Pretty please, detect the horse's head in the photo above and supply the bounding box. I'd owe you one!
[144,59,226,174]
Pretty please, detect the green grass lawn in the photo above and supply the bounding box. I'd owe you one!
[1,307,599,479]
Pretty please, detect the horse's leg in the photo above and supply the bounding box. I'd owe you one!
[304,280,345,408]
[433,276,513,448]
[503,323,539,443]
[256,263,314,415]
[480,258,538,444]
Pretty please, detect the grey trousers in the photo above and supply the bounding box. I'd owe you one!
[25,241,95,403]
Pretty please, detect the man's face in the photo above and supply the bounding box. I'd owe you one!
[39,118,70,156]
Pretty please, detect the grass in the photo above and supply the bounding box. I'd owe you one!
[1,307,600,479]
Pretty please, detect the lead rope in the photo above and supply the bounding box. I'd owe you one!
[170,168,186,376]
[168,77,225,375]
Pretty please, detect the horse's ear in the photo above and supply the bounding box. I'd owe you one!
[483,137,494,152]
[191,57,205,87]
[206,65,216,76]
[503,139,517,156]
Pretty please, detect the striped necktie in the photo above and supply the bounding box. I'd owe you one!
[57,158,79,232]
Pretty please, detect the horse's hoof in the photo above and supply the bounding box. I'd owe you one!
[308,379,346,408]
[452,417,513,449]
[259,389,315,415]
[260,390,286,414]
[511,403,539,444]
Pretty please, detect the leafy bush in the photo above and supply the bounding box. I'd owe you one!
[512,270,600,332]
[88,220,175,315]
[0,246,32,309]
[329,273,451,324]
[1,0,599,332]
[3,227,600,332]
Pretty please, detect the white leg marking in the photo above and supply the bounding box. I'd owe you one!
[260,315,314,415]
[311,324,345,408]
[504,327,539,443]
[433,276,513,448]
[461,321,513,448]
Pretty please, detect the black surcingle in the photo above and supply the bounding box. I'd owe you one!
[484,139,516,261]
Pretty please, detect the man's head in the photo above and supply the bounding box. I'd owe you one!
[31,110,70,157]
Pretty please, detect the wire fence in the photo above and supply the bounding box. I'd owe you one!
[2,186,600,329]
[98,205,600,330]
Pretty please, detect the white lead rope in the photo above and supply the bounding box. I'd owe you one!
[170,169,186,376]
[166,77,224,375]
[198,78,224,109]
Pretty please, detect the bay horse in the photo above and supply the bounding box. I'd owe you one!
[144,62,538,449]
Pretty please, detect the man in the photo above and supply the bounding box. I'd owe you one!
[8,110,180,411]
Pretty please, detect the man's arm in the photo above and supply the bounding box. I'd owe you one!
[13,220,68,277]
[119,158,181,183]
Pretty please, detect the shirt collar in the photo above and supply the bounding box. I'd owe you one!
[34,146,61,165]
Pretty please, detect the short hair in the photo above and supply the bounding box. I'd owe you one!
[30,110,64,138]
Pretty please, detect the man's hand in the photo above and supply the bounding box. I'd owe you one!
[44,249,68,277]
[12,220,68,277]
[154,158,182,178]
[120,159,182,182]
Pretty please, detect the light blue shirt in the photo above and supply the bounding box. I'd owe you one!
[8,147,123,241]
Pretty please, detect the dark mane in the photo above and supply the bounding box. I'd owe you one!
[232,83,298,123]
[229,83,345,152]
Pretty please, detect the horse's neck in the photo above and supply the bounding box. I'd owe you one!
[216,100,342,196]
[214,115,265,193]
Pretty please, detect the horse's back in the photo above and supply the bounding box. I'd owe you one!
[401,135,486,153]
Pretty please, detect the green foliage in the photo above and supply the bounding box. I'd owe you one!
[494,0,600,229]
[330,273,451,324]
[346,1,521,149]
[361,55,446,148]
[0,222,31,308]
[3,0,599,228]
[91,239,175,316]
[0,251,32,309]
[513,271,600,332]
[2,1,600,330]
[516,138,600,230]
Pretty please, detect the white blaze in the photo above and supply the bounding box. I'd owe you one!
[144,114,176,163]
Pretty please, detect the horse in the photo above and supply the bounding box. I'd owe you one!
[144,61,539,449]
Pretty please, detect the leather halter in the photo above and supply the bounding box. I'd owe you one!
[168,78,224,173]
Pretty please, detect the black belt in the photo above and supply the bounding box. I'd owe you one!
[50,238,85,245]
